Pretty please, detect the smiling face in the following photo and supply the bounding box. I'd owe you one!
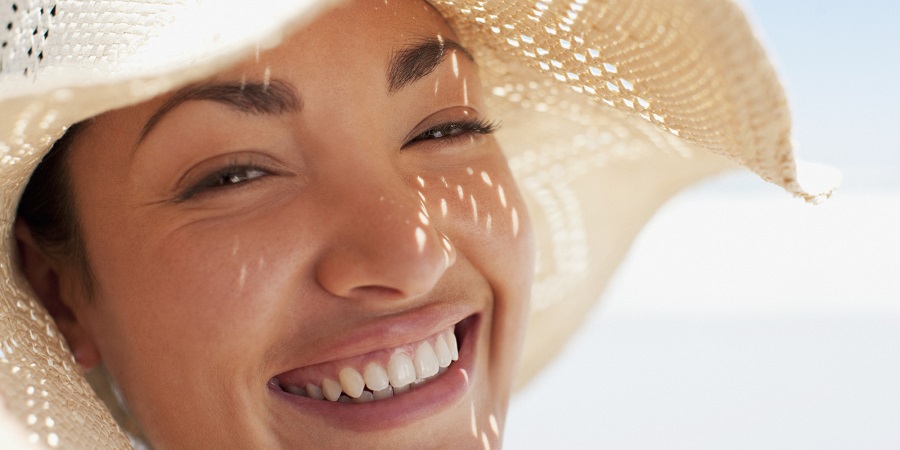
[36,0,533,448]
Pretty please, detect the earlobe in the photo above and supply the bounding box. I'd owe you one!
[14,219,101,371]
[55,319,102,370]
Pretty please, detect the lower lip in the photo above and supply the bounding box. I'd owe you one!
[269,315,481,431]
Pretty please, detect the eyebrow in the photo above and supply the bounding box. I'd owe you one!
[387,38,475,93]
[137,79,302,144]
[135,39,471,145]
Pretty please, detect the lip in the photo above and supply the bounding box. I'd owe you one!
[269,314,480,431]
[273,303,476,371]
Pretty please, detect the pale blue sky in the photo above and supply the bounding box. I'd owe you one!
[743,1,900,186]
[507,6,900,447]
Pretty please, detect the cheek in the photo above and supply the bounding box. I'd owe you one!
[414,159,534,309]
[159,221,312,337]
[415,160,534,415]
[87,211,311,376]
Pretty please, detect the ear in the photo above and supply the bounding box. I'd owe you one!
[15,219,101,371]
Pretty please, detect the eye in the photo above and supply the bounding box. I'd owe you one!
[404,118,499,148]
[179,164,272,201]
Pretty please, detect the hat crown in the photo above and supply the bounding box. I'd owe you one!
[1,1,173,81]
[1,0,54,77]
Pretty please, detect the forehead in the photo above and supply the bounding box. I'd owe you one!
[223,0,458,81]
[83,0,467,144]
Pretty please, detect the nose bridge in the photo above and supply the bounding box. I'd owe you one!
[314,163,452,302]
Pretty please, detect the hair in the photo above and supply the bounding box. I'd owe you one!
[17,121,96,296]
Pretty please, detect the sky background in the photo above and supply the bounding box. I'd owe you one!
[740,0,900,187]
[505,1,900,448]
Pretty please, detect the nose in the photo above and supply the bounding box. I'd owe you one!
[314,170,454,303]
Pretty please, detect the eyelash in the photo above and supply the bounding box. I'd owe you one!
[179,119,499,200]
[404,118,500,148]
[178,162,272,201]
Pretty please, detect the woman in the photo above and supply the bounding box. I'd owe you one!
[0,0,836,448]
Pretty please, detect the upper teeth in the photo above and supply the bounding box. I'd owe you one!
[278,327,459,403]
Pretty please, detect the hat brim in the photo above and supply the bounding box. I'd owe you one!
[0,0,838,447]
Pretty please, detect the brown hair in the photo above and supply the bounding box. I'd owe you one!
[17,122,96,294]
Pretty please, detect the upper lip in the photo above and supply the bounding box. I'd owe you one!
[270,302,476,377]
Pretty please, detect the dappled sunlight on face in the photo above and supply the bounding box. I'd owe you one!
[465,395,503,450]
[463,77,469,105]
[59,0,532,448]
[412,164,518,238]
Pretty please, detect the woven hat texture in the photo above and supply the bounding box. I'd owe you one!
[0,0,837,448]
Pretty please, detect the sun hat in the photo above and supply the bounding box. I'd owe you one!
[0,0,839,447]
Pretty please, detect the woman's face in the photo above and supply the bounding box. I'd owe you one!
[55,0,533,447]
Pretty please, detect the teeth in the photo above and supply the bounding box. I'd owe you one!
[280,325,464,403]
[285,384,306,396]
[322,377,342,402]
[414,341,439,379]
[434,334,453,368]
[387,353,416,388]
[305,383,324,400]
[339,367,365,398]
[446,329,459,361]
[373,386,394,400]
[352,391,374,403]
[363,363,390,391]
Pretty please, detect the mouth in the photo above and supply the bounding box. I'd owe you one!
[270,315,477,404]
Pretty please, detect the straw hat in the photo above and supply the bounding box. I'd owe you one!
[0,0,838,447]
